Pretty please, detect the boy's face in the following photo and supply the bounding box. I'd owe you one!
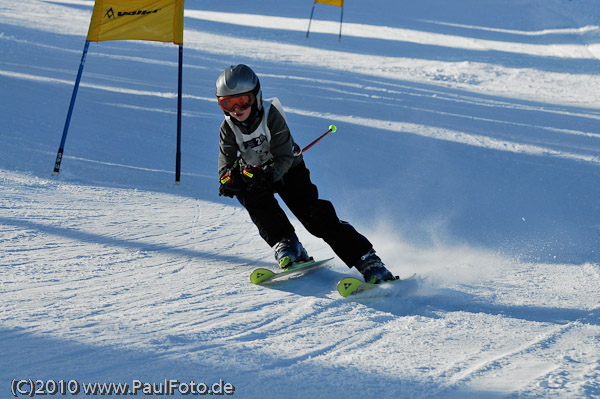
[228,106,252,122]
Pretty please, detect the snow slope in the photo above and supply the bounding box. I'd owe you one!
[1,0,599,397]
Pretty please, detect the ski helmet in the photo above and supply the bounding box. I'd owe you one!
[216,64,262,110]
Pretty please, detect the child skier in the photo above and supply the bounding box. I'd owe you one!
[216,64,395,284]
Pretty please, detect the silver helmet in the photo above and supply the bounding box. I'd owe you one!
[216,64,262,110]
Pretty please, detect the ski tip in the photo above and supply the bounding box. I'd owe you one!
[337,277,364,297]
[250,268,275,284]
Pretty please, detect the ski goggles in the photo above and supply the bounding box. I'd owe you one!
[218,92,255,113]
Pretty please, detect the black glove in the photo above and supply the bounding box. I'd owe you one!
[219,167,242,197]
[240,163,274,192]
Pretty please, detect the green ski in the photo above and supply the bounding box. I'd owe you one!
[337,273,417,297]
[250,258,333,285]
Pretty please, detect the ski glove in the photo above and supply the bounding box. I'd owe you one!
[240,164,274,192]
[219,168,242,198]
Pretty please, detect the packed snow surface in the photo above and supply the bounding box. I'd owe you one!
[1,0,599,397]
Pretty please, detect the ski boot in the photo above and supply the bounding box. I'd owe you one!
[273,233,310,269]
[355,249,397,284]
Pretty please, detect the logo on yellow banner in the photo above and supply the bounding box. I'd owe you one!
[103,8,163,19]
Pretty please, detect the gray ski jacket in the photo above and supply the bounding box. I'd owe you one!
[218,98,303,182]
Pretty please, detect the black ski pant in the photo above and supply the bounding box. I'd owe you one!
[236,161,372,268]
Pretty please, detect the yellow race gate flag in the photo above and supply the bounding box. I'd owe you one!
[315,0,344,6]
[54,0,186,182]
[307,0,345,40]
[86,0,185,44]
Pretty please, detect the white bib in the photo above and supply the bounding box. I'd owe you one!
[225,98,287,166]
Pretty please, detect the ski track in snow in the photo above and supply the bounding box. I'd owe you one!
[1,0,600,398]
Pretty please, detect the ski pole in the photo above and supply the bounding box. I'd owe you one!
[295,125,337,156]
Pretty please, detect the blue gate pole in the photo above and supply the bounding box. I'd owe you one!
[53,40,90,175]
[175,43,183,184]
[306,3,316,38]
[338,6,344,41]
